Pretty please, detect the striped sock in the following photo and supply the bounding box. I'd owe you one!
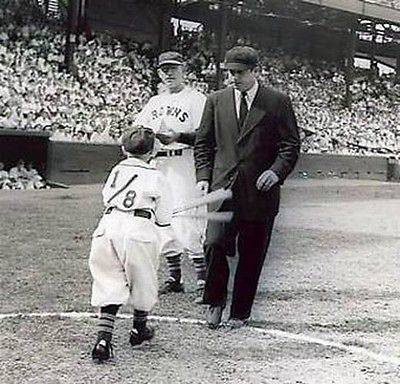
[97,304,120,342]
[165,253,182,281]
[191,254,206,282]
[133,309,149,332]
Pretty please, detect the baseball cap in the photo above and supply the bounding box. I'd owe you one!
[225,46,259,71]
[158,51,184,67]
[121,126,155,156]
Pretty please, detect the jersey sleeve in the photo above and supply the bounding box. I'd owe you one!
[154,173,172,226]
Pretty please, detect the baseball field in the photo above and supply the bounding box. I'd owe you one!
[1,178,399,384]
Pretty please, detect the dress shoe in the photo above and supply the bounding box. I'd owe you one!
[205,305,224,329]
[224,318,249,329]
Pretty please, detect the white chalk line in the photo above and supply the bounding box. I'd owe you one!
[1,311,399,366]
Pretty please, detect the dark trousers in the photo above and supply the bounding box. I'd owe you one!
[203,209,275,320]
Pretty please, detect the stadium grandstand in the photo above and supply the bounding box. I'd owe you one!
[0,0,399,186]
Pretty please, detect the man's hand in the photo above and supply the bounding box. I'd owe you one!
[197,180,209,195]
[156,132,180,145]
[156,119,180,145]
[256,170,279,192]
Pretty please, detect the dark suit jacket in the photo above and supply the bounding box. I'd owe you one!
[194,84,301,221]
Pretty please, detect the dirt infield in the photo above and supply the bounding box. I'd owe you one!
[1,179,400,383]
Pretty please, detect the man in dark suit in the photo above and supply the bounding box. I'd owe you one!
[194,46,301,328]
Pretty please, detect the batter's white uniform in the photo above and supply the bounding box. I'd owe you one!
[89,157,172,311]
[134,87,206,259]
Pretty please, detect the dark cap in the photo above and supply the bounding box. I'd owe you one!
[121,126,155,156]
[158,51,184,67]
[225,46,259,70]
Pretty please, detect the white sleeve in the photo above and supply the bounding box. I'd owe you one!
[191,93,207,130]
[154,173,172,226]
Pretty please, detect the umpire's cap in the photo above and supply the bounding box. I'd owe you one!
[225,46,259,70]
[121,126,155,156]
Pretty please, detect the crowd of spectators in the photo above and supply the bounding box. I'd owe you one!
[0,3,399,157]
[256,50,399,156]
[0,3,155,144]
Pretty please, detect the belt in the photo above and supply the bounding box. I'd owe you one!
[104,207,152,220]
[156,149,183,157]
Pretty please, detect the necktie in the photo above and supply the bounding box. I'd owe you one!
[239,91,248,128]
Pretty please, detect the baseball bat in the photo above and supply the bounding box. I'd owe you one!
[173,211,234,222]
[173,188,232,215]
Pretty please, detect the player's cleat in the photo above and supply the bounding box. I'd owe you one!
[195,295,206,305]
[159,276,184,294]
[205,305,224,329]
[196,279,206,291]
[129,326,155,346]
[91,339,114,363]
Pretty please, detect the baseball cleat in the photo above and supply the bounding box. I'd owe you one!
[91,339,114,363]
[129,326,155,346]
[159,276,184,294]
[196,279,206,291]
[194,296,206,305]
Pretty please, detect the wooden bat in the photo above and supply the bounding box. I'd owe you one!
[173,211,234,222]
[173,188,232,215]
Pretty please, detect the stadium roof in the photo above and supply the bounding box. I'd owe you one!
[178,1,400,25]
[302,0,400,24]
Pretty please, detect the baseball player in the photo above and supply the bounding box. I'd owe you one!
[0,162,11,189]
[25,162,46,189]
[9,159,29,189]
[89,126,173,363]
[134,51,207,298]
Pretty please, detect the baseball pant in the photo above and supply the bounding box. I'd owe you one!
[155,148,205,259]
[89,211,161,311]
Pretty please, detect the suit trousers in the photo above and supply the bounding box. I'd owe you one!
[203,202,275,320]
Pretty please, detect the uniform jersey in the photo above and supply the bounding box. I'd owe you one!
[0,170,9,180]
[9,166,28,180]
[25,168,42,180]
[134,87,206,150]
[102,157,171,226]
